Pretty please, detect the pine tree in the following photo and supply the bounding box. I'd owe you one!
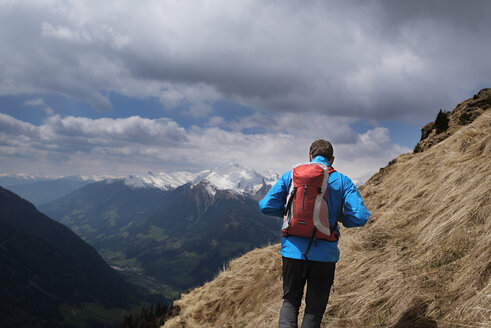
[435,109,449,134]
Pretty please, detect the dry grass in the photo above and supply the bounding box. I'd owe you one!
[328,111,491,327]
[164,105,490,327]
[163,244,284,328]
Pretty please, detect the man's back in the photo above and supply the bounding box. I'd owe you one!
[259,155,369,262]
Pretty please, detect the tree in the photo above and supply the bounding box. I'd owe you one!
[435,109,449,134]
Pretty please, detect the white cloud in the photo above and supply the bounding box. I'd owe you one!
[23,97,55,116]
[23,98,45,107]
[158,83,220,117]
[333,127,410,182]
[206,116,225,127]
[0,112,407,183]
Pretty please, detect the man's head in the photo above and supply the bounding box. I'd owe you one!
[309,139,334,163]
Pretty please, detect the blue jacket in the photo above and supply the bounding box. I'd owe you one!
[258,156,370,262]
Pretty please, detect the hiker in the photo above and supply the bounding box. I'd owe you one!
[259,139,370,328]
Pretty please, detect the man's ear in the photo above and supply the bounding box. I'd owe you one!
[330,156,335,165]
[309,154,313,161]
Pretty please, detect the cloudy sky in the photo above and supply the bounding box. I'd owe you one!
[1,0,490,183]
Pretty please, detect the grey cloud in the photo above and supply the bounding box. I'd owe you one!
[1,1,490,121]
[43,115,189,146]
[367,0,491,34]
[0,114,188,162]
[225,112,359,145]
[0,4,115,111]
[0,113,38,137]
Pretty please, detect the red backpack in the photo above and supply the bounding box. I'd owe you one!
[282,162,338,259]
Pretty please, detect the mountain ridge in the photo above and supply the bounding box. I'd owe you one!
[2,162,280,203]
[0,186,141,327]
[4,176,97,206]
[121,162,279,196]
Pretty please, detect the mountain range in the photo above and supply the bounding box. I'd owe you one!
[3,176,97,206]
[39,163,281,298]
[121,162,279,194]
[1,163,279,205]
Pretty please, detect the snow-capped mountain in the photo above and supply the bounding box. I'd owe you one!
[41,162,282,297]
[192,163,277,196]
[122,163,279,195]
[124,171,198,190]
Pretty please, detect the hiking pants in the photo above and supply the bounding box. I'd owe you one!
[279,257,335,328]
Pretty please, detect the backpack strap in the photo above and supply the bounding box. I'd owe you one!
[283,187,297,217]
[302,227,317,261]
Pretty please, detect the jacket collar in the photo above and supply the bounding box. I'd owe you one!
[312,155,332,167]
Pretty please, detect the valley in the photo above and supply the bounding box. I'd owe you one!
[38,164,281,299]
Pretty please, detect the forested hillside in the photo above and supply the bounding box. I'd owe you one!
[0,187,140,327]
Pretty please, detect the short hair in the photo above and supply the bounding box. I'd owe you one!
[309,139,333,160]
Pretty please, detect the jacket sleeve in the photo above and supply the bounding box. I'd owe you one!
[258,171,291,217]
[340,177,370,228]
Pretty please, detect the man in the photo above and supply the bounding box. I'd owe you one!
[259,139,370,328]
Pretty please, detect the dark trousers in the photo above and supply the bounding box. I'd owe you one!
[279,257,335,328]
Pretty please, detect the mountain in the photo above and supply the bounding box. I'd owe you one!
[4,176,96,206]
[122,162,278,195]
[163,89,491,327]
[40,179,172,249]
[0,187,141,328]
[123,171,198,190]
[190,162,278,195]
[40,164,280,298]
[117,181,281,292]
[0,173,47,187]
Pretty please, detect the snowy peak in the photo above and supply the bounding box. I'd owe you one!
[122,163,279,195]
[124,171,198,190]
[193,162,276,195]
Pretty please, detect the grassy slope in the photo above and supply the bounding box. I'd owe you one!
[163,91,490,328]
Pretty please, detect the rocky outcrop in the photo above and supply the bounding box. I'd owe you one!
[414,88,490,153]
